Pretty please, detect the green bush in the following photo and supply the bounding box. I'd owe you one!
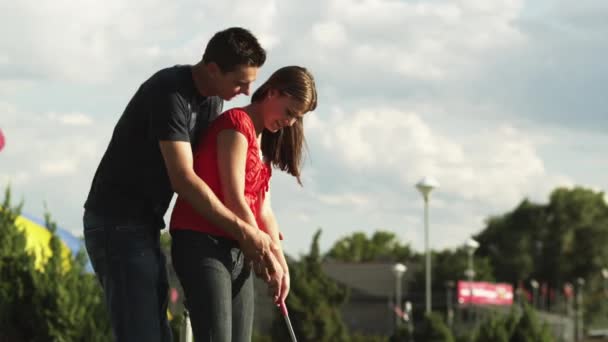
[389,324,412,342]
[0,188,112,341]
[473,314,509,342]
[270,230,350,342]
[509,304,554,342]
[413,312,455,342]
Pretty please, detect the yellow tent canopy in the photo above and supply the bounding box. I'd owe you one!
[12,212,84,271]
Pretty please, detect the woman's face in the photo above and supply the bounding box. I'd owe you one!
[262,89,305,132]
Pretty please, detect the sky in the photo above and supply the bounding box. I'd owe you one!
[1,0,607,258]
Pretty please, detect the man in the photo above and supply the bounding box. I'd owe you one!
[83,27,282,341]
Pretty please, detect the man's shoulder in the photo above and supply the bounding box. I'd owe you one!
[146,65,190,89]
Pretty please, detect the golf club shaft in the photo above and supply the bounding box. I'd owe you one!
[283,314,297,342]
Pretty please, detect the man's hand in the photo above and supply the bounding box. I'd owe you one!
[238,229,279,279]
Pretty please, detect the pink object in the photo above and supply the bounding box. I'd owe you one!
[457,281,514,306]
[279,300,289,316]
[170,288,179,303]
[0,128,5,152]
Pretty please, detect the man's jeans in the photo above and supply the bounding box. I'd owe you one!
[171,229,254,342]
[83,210,172,342]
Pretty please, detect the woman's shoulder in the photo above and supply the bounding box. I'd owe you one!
[212,108,255,136]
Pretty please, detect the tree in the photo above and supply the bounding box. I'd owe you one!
[0,187,111,341]
[271,230,350,342]
[477,187,608,287]
[0,188,37,341]
[388,324,412,342]
[475,186,608,326]
[412,312,454,342]
[325,230,413,262]
[473,315,509,342]
[509,304,554,342]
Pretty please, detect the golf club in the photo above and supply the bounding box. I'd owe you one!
[278,300,297,342]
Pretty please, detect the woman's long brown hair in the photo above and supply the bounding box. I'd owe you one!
[251,66,317,185]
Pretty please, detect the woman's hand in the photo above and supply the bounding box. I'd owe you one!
[267,246,290,304]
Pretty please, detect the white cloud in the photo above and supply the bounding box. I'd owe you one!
[40,160,78,176]
[307,106,572,208]
[47,112,93,126]
[1,0,606,256]
[316,193,370,207]
[0,0,280,83]
[312,22,348,47]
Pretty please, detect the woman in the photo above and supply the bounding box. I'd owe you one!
[170,66,317,342]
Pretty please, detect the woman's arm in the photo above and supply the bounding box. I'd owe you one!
[160,140,275,270]
[216,130,258,231]
[259,192,290,304]
[216,129,283,293]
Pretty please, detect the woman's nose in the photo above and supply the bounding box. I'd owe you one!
[284,117,296,127]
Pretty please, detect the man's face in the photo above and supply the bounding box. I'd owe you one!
[214,65,258,101]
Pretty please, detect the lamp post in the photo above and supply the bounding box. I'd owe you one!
[464,238,479,322]
[445,280,455,329]
[416,176,439,314]
[601,268,608,297]
[392,263,407,328]
[576,278,585,342]
[464,238,480,282]
[530,279,539,310]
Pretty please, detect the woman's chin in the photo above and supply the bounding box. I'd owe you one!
[266,125,280,133]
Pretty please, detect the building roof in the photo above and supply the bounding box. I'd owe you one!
[322,261,417,298]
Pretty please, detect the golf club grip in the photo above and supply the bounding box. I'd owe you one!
[279,300,289,316]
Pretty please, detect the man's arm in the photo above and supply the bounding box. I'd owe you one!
[159,139,276,270]
[215,129,283,290]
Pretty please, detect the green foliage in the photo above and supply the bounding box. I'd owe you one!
[412,312,455,342]
[509,304,554,342]
[271,229,350,342]
[252,330,273,342]
[473,314,509,342]
[325,230,413,262]
[454,331,474,342]
[473,186,608,328]
[467,305,554,342]
[388,324,412,342]
[352,332,390,342]
[0,187,111,341]
[477,187,608,284]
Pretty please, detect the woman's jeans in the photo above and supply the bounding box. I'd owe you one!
[83,210,172,342]
[171,229,254,342]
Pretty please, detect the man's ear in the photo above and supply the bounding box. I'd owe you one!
[206,62,221,77]
[267,88,279,99]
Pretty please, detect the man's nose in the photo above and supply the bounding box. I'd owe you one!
[241,85,251,96]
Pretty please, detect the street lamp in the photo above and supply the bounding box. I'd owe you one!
[530,279,539,309]
[576,278,585,342]
[392,263,407,328]
[464,238,479,322]
[445,281,455,329]
[464,238,480,282]
[601,268,608,297]
[416,176,439,314]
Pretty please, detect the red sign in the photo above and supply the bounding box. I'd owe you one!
[457,281,513,306]
[0,128,5,152]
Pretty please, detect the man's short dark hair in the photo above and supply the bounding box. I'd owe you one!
[202,27,266,73]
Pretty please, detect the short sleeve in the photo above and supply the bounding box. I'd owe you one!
[211,109,255,141]
[148,91,190,142]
